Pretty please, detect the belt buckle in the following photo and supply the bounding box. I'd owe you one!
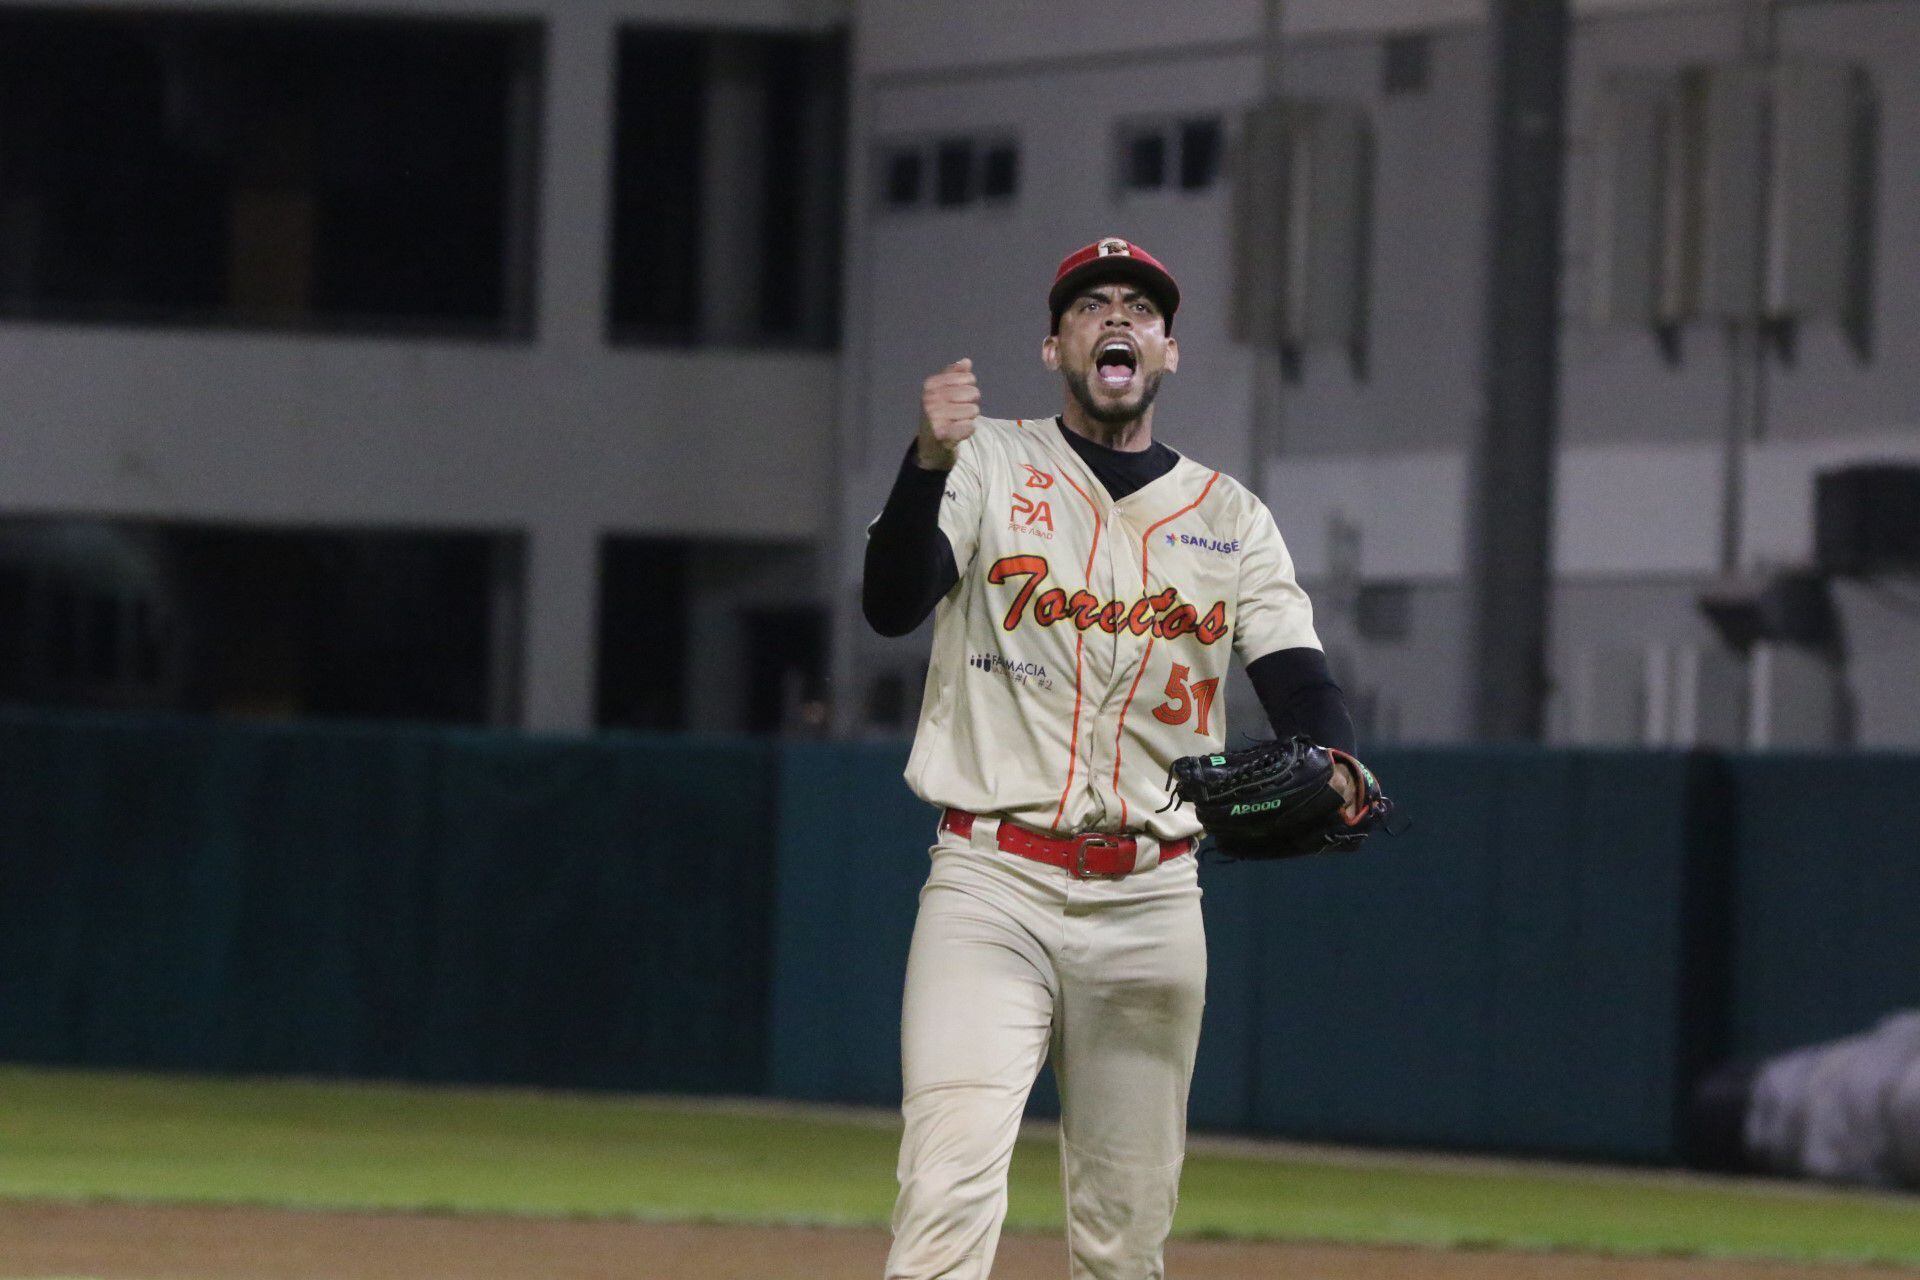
[1072,833,1134,880]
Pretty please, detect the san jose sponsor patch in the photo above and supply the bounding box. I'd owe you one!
[1163,532,1241,555]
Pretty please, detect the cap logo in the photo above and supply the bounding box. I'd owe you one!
[1096,237,1131,257]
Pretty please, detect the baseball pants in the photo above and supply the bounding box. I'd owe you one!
[884,820,1207,1280]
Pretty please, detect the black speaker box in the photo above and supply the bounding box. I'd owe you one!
[1697,569,1835,650]
[1815,464,1920,576]
[1760,570,1836,644]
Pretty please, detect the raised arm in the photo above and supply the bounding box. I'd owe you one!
[862,359,984,637]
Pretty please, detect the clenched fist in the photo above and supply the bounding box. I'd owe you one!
[916,358,980,471]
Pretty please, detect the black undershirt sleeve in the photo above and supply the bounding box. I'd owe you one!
[862,446,962,637]
[1245,646,1357,756]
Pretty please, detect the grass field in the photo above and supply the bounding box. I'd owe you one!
[2,1066,1917,1267]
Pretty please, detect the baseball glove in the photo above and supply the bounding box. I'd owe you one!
[1165,736,1395,862]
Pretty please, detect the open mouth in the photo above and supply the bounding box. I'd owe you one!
[1095,340,1138,390]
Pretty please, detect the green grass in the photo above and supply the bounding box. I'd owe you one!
[2,1066,1917,1265]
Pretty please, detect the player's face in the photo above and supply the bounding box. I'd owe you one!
[1042,285,1179,426]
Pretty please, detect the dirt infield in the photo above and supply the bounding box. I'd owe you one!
[2,1201,1902,1280]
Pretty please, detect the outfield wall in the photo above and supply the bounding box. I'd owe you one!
[0,714,779,1094]
[2,711,1916,1161]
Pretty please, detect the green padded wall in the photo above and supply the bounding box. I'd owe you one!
[0,712,780,1094]
[766,740,929,1104]
[1244,749,1721,1159]
[1724,752,1920,1058]
[760,745,1720,1159]
[14,711,1919,1164]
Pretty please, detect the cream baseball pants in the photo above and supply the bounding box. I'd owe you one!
[884,821,1207,1280]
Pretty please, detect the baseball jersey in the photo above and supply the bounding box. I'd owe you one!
[902,415,1320,841]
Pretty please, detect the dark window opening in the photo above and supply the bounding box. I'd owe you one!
[742,605,827,735]
[758,37,844,341]
[934,139,973,207]
[880,135,1019,211]
[1121,117,1223,194]
[0,567,29,681]
[0,10,540,336]
[1125,131,1167,190]
[0,520,515,723]
[596,537,691,732]
[864,670,911,731]
[608,29,708,344]
[1383,32,1432,96]
[884,149,924,207]
[1179,118,1224,190]
[981,142,1020,201]
[1357,582,1414,644]
[609,27,846,349]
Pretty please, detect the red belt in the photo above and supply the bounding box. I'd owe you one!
[941,809,1193,880]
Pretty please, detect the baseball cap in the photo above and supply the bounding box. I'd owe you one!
[1048,236,1180,332]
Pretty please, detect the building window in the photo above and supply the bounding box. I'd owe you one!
[596,537,691,731]
[1178,119,1225,190]
[0,10,541,337]
[1383,32,1433,96]
[883,150,924,208]
[1118,115,1225,194]
[876,134,1020,212]
[935,139,974,207]
[608,27,847,349]
[0,520,512,722]
[1356,583,1413,644]
[1126,132,1167,189]
[981,142,1020,200]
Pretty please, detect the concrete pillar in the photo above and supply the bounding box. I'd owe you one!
[1464,0,1569,741]
[519,15,613,733]
[522,522,599,734]
[699,36,769,344]
[537,12,617,352]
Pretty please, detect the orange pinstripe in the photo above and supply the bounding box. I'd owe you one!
[1051,467,1103,832]
[1108,470,1222,828]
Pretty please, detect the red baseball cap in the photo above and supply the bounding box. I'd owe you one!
[1048,236,1180,332]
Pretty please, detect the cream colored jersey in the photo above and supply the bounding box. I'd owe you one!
[897,415,1320,841]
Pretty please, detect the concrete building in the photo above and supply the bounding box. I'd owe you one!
[3,0,1918,746]
[835,0,1920,748]
[0,0,844,733]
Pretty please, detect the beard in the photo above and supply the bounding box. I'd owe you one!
[1062,365,1165,429]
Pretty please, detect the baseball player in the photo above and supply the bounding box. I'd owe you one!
[863,237,1367,1279]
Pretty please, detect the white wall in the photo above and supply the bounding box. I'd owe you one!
[1264,433,1920,581]
[0,328,834,538]
[856,0,1732,78]
[5,0,842,25]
